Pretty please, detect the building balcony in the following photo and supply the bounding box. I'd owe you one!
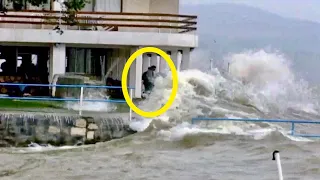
[0,9,197,34]
[0,10,198,48]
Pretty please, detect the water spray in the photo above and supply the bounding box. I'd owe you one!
[53,0,64,35]
[272,150,283,180]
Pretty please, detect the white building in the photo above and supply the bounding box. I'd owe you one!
[0,0,198,98]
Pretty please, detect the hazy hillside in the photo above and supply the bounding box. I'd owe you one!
[181,3,320,83]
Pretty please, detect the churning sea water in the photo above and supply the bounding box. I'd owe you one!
[0,50,319,180]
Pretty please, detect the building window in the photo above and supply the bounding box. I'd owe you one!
[1,0,51,10]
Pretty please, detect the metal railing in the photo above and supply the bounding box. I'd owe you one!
[0,10,197,33]
[0,83,134,120]
[191,117,320,138]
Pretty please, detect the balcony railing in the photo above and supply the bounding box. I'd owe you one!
[0,10,197,33]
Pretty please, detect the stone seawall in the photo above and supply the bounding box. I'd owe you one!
[0,112,136,147]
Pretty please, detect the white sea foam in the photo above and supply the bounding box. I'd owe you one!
[129,49,319,142]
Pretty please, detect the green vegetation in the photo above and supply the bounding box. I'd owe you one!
[59,0,91,25]
[114,102,130,113]
[0,98,131,113]
[0,99,64,109]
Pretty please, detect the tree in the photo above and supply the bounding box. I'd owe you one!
[61,0,88,12]
[1,0,90,25]
[59,0,90,25]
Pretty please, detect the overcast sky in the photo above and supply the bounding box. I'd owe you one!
[182,0,320,23]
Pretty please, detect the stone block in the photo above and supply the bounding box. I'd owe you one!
[35,126,45,136]
[99,130,112,141]
[0,118,6,130]
[71,127,86,136]
[48,126,60,134]
[85,117,95,123]
[75,119,87,128]
[16,118,24,126]
[61,127,70,135]
[87,131,94,140]
[112,130,125,138]
[88,123,98,130]
[0,112,136,147]
[27,125,36,136]
[0,140,9,147]
[26,118,38,126]
[4,136,14,144]
[7,123,17,136]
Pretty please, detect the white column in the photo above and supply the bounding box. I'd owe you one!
[159,55,166,74]
[129,47,143,98]
[49,43,66,96]
[171,50,179,71]
[160,51,171,73]
[177,50,183,71]
[181,48,191,71]
[49,43,66,82]
[95,0,121,12]
[128,51,136,93]
[150,54,160,73]
[156,56,160,73]
[53,0,65,11]
[142,54,150,72]
[135,51,143,98]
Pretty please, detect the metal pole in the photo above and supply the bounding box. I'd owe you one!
[129,88,133,121]
[79,86,84,116]
[291,122,295,135]
[272,150,284,180]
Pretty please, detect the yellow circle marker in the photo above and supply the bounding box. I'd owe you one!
[121,47,178,118]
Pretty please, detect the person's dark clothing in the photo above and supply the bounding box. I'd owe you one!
[142,69,155,92]
[16,63,37,95]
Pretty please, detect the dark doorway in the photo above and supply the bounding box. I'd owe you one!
[0,46,50,96]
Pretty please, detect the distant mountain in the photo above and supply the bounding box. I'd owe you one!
[181,3,320,83]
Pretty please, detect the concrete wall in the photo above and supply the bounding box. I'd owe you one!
[86,0,122,12]
[0,28,198,48]
[122,0,179,13]
[52,0,121,11]
[52,0,65,11]
[0,113,136,147]
[95,0,121,12]
[149,0,179,14]
[120,0,179,33]
[151,0,179,33]
[122,0,150,13]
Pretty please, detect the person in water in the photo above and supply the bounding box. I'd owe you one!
[142,65,156,93]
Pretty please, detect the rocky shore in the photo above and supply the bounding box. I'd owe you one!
[0,112,136,147]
